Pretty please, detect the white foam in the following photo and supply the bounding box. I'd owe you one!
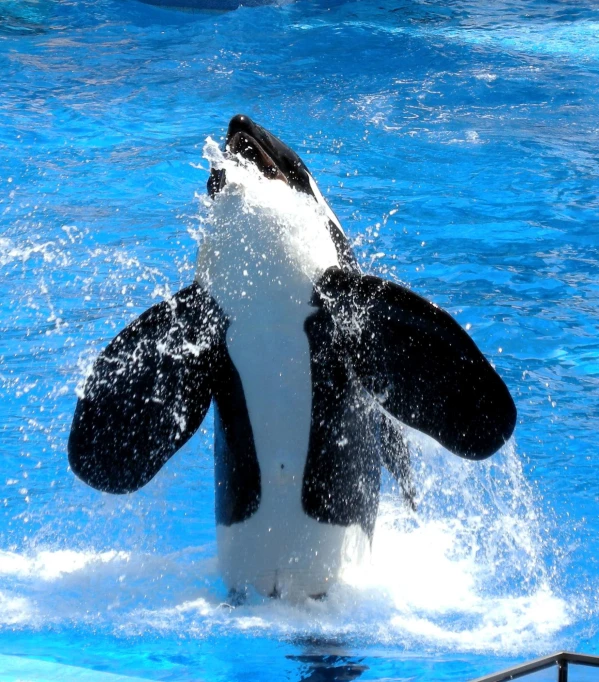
[0,237,71,267]
[0,590,34,626]
[0,549,130,581]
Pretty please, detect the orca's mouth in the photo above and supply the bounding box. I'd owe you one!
[228,130,288,184]
[208,114,308,198]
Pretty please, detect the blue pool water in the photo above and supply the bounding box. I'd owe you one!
[1,0,599,679]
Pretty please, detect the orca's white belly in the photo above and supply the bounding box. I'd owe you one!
[217,307,370,600]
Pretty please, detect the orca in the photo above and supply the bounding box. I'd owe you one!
[68,114,517,601]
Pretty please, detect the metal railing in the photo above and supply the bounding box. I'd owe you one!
[470,651,599,682]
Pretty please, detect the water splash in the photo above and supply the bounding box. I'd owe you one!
[0,437,570,654]
[198,137,338,293]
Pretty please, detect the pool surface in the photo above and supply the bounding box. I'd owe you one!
[1,0,599,679]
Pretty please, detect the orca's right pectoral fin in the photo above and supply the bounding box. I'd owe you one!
[68,282,226,494]
[315,268,517,460]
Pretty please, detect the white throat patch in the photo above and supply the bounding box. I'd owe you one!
[196,137,339,315]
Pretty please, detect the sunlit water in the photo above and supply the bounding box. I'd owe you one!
[1,0,598,679]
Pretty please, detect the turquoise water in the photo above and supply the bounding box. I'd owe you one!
[1,0,599,679]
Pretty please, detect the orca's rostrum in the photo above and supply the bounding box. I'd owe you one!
[69,115,517,601]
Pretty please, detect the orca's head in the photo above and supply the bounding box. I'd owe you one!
[207,114,358,272]
[208,115,329,212]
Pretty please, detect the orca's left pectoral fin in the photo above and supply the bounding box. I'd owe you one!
[68,282,226,494]
[315,268,517,459]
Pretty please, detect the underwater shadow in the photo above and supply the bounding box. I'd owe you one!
[287,638,368,682]
[288,655,367,682]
